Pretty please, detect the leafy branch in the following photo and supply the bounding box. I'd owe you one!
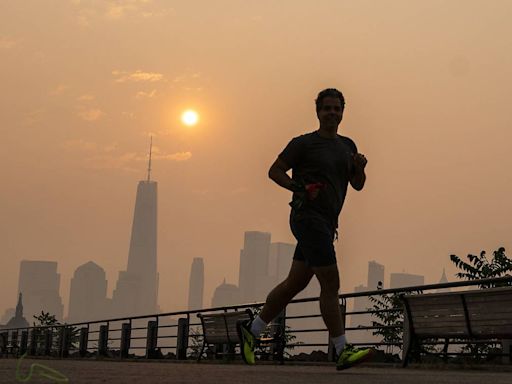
[450,247,512,288]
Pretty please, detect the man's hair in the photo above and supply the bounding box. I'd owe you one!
[315,88,345,114]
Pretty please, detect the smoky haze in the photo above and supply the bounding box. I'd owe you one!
[1,1,511,319]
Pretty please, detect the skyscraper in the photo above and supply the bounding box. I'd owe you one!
[17,260,64,321]
[211,279,241,308]
[4,293,29,329]
[188,258,204,310]
[436,268,451,293]
[0,308,15,326]
[268,242,295,285]
[268,241,320,300]
[68,261,108,322]
[367,260,385,290]
[350,261,385,328]
[238,231,272,303]
[112,140,159,317]
[390,272,424,289]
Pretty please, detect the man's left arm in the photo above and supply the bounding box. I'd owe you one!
[350,153,367,191]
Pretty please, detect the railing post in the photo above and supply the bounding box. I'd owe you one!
[270,309,286,362]
[0,332,7,357]
[20,330,28,356]
[120,323,131,359]
[177,317,189,360]
[146,320,158,359]
[44,328,53,356]
[10,331,18,356]
[79,327,88,357]
[97,325,108,357]
[29,327,38,356]
[59,326,69,358]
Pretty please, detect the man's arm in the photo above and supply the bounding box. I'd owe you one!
[350,153,367,191]
[268,157,297,192]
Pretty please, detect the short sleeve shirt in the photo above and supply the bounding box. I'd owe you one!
[278,131,358,228]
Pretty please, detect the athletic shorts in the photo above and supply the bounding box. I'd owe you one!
[290,215,337,267]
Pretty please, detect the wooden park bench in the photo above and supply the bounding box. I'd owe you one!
[197,309,285,363]
[401,286,512,366]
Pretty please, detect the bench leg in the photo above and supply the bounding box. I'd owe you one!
[279,338,285,365]
[197,343,205,362]
[442,338,449,362]
[502,339,511,365]
[402,322,412,367]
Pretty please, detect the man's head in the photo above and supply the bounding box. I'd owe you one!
[315,88,345,114]
[315,88,345,128]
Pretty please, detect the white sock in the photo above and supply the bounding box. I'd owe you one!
[331,334,347,356]
[250,315,268,337]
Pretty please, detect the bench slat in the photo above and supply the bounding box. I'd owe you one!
[472,328,512,338]
[471,319,512,327]
[469,312,512,321]
[466,303,512,312]
[412,316,467,328]
[415,327,469,337]
[410,308,465,318]
[465,295,512,305]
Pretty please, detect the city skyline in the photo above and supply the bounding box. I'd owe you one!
[2,239,449,324]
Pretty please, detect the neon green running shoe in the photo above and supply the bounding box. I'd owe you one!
[336,344,373,370]
[236,320,256,365]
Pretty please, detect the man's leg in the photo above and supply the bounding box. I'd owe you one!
[237,260,313,365]
[258,260,314,324]
[313,263,373,369]
[312,264,344,337]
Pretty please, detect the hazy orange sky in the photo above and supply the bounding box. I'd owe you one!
[1,1,512,318]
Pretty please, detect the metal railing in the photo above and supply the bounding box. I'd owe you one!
[1,276,510,362]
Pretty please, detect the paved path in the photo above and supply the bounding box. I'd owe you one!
[0,358,511,383]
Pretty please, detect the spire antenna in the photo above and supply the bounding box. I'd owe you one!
[147,136,153,182]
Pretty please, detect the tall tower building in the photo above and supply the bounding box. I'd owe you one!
[436,268,451,293]
[17,260,64,321]
[1,308,15,326]
[390,272,424,289]
[68,261,108,322]
[350,261,385,328]
[269,242,319,300]
[4,293,29,329]
[268,242,295,285]
[238,231,271,303]
[211,279,241,308]
[188,258,204,310]
[367,260,385,290]
[112,139,159,317]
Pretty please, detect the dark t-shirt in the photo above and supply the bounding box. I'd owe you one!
[278,131,358,229]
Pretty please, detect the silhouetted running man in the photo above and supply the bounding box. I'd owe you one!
[237,88,373,370]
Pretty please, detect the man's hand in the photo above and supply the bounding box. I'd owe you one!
[305,182,325,200]
[289,180,325,200]
[350,153,367,191]
[352,153,367,171]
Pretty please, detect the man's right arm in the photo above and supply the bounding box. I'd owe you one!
[268,157,297,192]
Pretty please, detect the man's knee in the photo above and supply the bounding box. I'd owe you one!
[314,265,340,295]
[319,279,339,296]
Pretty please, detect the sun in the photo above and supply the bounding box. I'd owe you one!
[181,109,199,126]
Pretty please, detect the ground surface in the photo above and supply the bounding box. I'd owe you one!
[1,358,511,383]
